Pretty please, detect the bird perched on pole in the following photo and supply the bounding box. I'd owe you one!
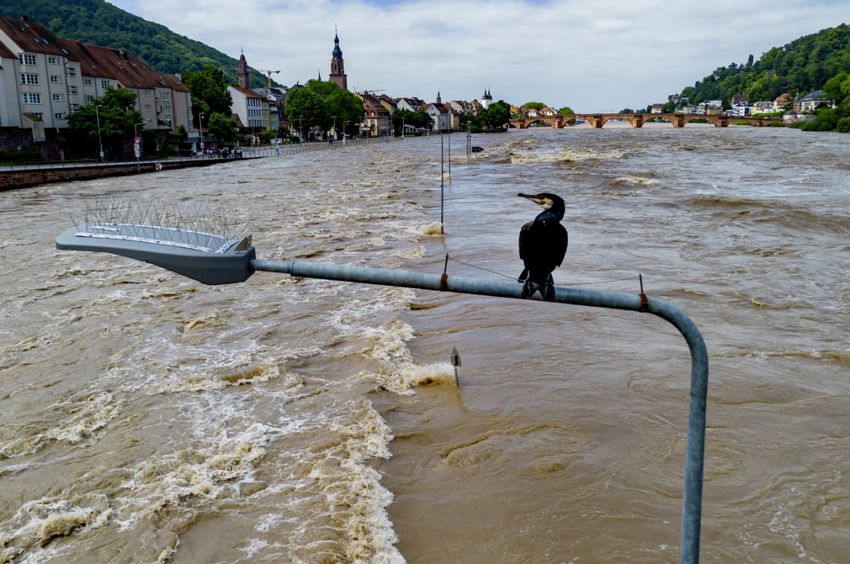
[517,192,568,300]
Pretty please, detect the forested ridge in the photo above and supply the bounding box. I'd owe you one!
[0,0,271,89]
[680,23,850,105]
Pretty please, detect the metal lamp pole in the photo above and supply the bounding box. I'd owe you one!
[133,121,145,173]
[95,104,104,162]
[199,111,205,155]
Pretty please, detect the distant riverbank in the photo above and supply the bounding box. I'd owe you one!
[0,141,360,191]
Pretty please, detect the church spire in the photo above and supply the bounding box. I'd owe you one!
[329,28,347,90]
[239,49,249,89]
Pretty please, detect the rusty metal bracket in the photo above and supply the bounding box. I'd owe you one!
[639,273,649,312]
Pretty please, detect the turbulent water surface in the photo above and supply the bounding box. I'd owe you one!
[1,126,849,562]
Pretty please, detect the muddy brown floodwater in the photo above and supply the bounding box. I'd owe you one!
[1,126,849,563]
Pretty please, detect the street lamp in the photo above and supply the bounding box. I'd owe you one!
[133,121,145,174]
[94,104,104,162]
[198,111,205,155]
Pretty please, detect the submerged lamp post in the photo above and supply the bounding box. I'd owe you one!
[56,213,708,563]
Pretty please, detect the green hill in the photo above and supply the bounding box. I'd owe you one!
[679,23,850,105]
[0,0,273,89]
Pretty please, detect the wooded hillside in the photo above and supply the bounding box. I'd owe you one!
[680,24,850,105]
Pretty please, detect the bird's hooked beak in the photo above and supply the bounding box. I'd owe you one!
[518,193,552,209]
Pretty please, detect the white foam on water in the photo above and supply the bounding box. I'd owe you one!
[0,496,111,563]
[412,222,444,237]
[0,392,122,459]
[612,175,659,186]
[508,146,625,164]
[113,421,284,531]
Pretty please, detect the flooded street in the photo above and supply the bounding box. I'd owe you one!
[1,125,849,562]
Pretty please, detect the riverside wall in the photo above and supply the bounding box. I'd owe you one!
[0,159,225,191]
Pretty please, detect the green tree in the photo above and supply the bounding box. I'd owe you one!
[801,108,838,131]
[285,80,364,140]
[392,109,433,135]
[207,112,237,144]
[522,101,545,111]
[184,64,232,124]
[66,86,143,159]
[475,100,511,131]
[558,107,575,115]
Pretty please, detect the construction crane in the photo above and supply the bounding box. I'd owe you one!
[265,70,281,88]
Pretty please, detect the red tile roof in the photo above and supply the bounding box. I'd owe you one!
[0,16,75,59]
[230,85,261,98]
[61,40,187,92]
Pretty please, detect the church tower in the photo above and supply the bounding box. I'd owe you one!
[481,88,493,109]
[239,50,249,88]
[329,29,348,90]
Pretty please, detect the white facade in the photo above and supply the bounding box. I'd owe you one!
[731,104,752,117]
[0,43,83,130]
[425,104,450,131]
[228,86,268,130]
[751,101,774,114]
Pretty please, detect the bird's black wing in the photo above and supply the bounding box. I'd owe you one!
[518,219,539,265]
[553,224,568,267]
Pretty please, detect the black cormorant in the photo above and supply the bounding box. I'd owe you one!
[517,192,568,300]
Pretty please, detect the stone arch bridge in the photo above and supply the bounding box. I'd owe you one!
[510,113,779,129]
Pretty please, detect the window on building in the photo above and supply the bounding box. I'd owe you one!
[162,91,170,101]
[18,53,38,65]
[144,90,152,96]
[145,104,152,112]
[21,73,39,85]
[48,56,58,64]
[163,103,172,113]
[52,93,63,102]
[54,112,64,120]
[69,85,78,95]
[84,78,93,86]
[85,95,95,103]
[30,113,43,119]
[101,79,109,89]
[50,75,61,84]
[22,92,42,104]
[69,104,79,112]
[67,67,77,77]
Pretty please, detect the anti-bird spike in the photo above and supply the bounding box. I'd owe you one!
[57,199,255,285]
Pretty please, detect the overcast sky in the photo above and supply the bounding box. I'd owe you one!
[106,0,848,112]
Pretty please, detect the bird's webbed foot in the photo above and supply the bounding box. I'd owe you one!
[543,281,556,301]
[517,268,528,283]
[521,278,535,299]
